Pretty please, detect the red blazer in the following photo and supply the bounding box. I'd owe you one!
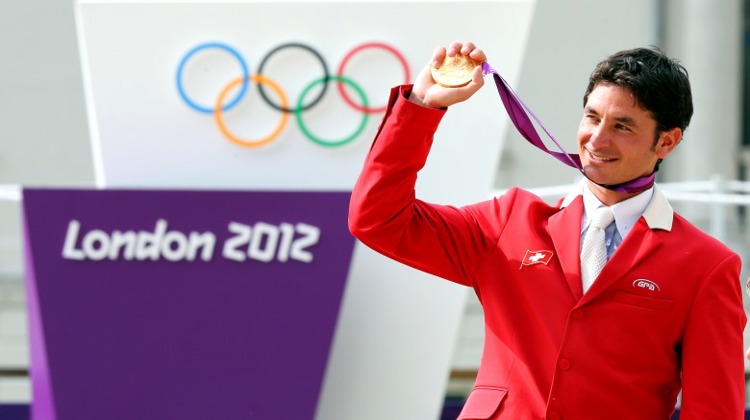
[349,86,747,420]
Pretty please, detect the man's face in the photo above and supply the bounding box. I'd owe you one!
[577,83,677,193]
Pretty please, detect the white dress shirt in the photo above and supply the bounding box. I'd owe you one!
[580,181,654,259]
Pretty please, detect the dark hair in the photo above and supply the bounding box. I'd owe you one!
[583,47,693,136]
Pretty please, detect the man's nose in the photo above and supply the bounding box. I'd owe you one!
[588,125,610,148]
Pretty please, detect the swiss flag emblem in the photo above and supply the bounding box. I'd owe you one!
[520,250,554,268]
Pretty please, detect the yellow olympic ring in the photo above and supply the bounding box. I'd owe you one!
[214,74,289,148]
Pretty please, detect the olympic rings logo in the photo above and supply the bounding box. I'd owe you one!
[176,41,411,148]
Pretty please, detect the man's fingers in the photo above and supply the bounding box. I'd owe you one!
[431,46,447,68]
[469,47,486,62]
[471,64,485,85]
[460,42,477,56]
[447,41,464,56]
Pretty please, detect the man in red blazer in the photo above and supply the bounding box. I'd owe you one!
[349,42,747,419]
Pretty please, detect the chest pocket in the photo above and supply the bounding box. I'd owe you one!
[613,290,674,312]
[457,386,508,419]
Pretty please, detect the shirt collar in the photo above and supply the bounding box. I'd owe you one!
[560,178,673,233]
[581,181,652,239]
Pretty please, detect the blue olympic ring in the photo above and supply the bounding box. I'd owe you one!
[176,42,250,114]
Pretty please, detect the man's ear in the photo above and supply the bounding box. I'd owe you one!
[655,127,682,159]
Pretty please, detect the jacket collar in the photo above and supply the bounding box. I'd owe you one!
[559,179,673,231]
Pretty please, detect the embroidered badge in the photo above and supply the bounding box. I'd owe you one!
[632,279,660,292]
[520,250,554,269]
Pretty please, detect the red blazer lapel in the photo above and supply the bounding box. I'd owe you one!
[548,196,584,301]
[580,218,664,303]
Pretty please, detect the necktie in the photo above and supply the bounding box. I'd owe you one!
[580,206,615,293]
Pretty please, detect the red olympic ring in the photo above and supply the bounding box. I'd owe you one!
[336,41,411,114]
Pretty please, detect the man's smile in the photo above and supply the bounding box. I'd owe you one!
[585,149,617,163]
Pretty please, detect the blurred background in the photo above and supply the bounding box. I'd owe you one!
[1,0,749,418]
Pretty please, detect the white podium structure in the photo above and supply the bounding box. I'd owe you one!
[75,1,535,419]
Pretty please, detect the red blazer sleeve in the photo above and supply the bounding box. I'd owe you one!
[678,252,747,419]
[348,85,510,286]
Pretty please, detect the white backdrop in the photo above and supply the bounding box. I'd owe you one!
[75,1,535,419]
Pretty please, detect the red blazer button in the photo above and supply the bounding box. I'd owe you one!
[558,359,571,370]
[571,309,584,319]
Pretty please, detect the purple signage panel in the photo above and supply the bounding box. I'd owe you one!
[21,189,355,420]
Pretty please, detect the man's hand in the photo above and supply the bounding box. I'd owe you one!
[409,41,487,109]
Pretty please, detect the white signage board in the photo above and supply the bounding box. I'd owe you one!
[75,1,535,418]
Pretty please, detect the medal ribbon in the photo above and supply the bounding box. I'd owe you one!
[481,62,655,194]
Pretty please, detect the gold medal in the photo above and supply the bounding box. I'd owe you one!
[431,54,479,88]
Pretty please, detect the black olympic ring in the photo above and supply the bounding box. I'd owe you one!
[256,42,330,113]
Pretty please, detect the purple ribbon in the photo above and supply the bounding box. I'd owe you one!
[481,62,655,194]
